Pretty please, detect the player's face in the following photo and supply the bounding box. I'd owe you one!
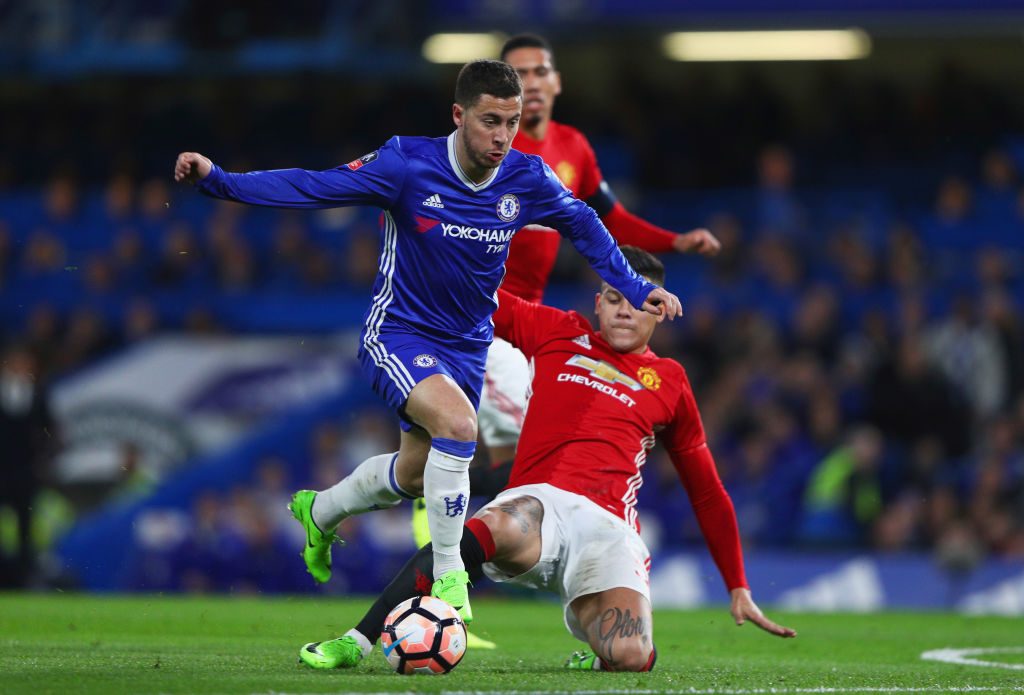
[453,95,522,177]
[595,282,658,354]
[504,47,561,130]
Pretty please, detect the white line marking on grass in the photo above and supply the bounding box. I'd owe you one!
[261,687,1024,695]
[922,646,1024,671]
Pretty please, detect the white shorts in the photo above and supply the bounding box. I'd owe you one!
[479,483,652,643]
[478,337,531,448]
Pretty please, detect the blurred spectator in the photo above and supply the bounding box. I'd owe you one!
[122,297,160,342]
[755,144,806,239]
[20,228,67,278]
[921,176,975,253]
[81,252,117,296]
[57,306,116,373]
[976,149,1018,221]
[788,285,840,363]
[980,289,1024,402]
[267,217,309,288]
[111,228,147,286]
[342,226,380,289]
[800,426,884,545]
[151,221,203,288]
[866,333,972,458]
[885,224,927,292]
[0,344,55,586]
[923,294,1008,419]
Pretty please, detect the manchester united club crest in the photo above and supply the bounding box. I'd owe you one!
[555,161,577,189]
[497,193,520,222]
[637,366,662,391]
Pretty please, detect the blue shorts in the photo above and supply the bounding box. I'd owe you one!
[358,322,487,431]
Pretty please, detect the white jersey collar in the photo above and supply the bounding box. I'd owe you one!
[447,132,501,192]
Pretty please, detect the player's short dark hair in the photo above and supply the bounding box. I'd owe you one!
[500,34,555,64]
[454,60,522,109]
[619,245,665,286]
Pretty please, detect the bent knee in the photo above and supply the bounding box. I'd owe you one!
[599,641,654,672]
[478,495,543,537]
[476,495,543,569]
[434,413,477,443]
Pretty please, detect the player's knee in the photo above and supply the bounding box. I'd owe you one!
[599,640,653,672]
[435,412,477,443]
[476,496,542,570]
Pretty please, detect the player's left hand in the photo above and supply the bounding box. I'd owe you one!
[641,287,682,321]
[730,588,797,638]
[672,228,721,257]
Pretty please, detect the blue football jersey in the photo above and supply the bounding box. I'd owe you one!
[196,133,655,349]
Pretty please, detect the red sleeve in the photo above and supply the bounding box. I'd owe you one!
[572,127,677,252]
[603,202,677,253]
[494,288,570,359]
[661,374,749,591]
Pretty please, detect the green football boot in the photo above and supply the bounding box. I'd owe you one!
[466,631,497,650]
[432,569,473,624]
[565,650,601,670]
[298,636,365,669]
[288,490,342,584]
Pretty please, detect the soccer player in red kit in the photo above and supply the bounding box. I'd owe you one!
[300,247,794,672]
[473,34,721,473]
[416,35,721,528]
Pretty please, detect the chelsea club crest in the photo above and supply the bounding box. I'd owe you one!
[413,354,438,368]
[497,193,520,222]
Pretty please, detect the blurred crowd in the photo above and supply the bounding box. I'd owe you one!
[2,108,1024,590]
[2,138,1022,592]
[126,414,414,594]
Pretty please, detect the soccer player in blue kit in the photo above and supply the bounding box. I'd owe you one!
[173,60,681,661]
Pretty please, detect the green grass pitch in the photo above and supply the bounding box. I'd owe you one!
[1,593,1022,694]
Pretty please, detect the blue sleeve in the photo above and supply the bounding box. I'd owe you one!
[195,137,407,209]
[528,162,656,309]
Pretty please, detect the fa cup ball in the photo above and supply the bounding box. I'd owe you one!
[381,595,467,674]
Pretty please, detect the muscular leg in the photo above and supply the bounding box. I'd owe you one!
[310,375,475,545]
[570,588,655,672]
[402,374,477,579]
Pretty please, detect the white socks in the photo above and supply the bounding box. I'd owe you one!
[344,628,374,658]
[312,453,411,531]
[423,440,474,579]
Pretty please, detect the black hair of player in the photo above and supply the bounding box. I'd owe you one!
[455,60,523,109]
[619,245,665,286]
[500,34,555,65]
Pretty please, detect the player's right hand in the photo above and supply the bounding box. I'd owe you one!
[174,152,213,184]
[641,287,682,322]
[730,588,797,638]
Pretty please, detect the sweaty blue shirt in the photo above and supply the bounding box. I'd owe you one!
[197,133,656,349]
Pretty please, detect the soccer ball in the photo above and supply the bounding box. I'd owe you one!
[381,595,467,674]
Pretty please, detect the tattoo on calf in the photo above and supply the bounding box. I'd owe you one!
[496,497,541,535]
[597,607,648,664]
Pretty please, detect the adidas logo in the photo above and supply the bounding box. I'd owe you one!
[572,334,591,349]
[422,194,445,208]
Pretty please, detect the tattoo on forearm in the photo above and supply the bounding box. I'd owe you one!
[598,608,647,664]
[496,497,541,534]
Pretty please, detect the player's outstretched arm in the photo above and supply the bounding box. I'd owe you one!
[729,587,796,638]
[174,152,212,184]
[672,228,721,257]
[641,287,682,321]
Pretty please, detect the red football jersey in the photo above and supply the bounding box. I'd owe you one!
[504,121,678,303]
[494,289,748,590]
